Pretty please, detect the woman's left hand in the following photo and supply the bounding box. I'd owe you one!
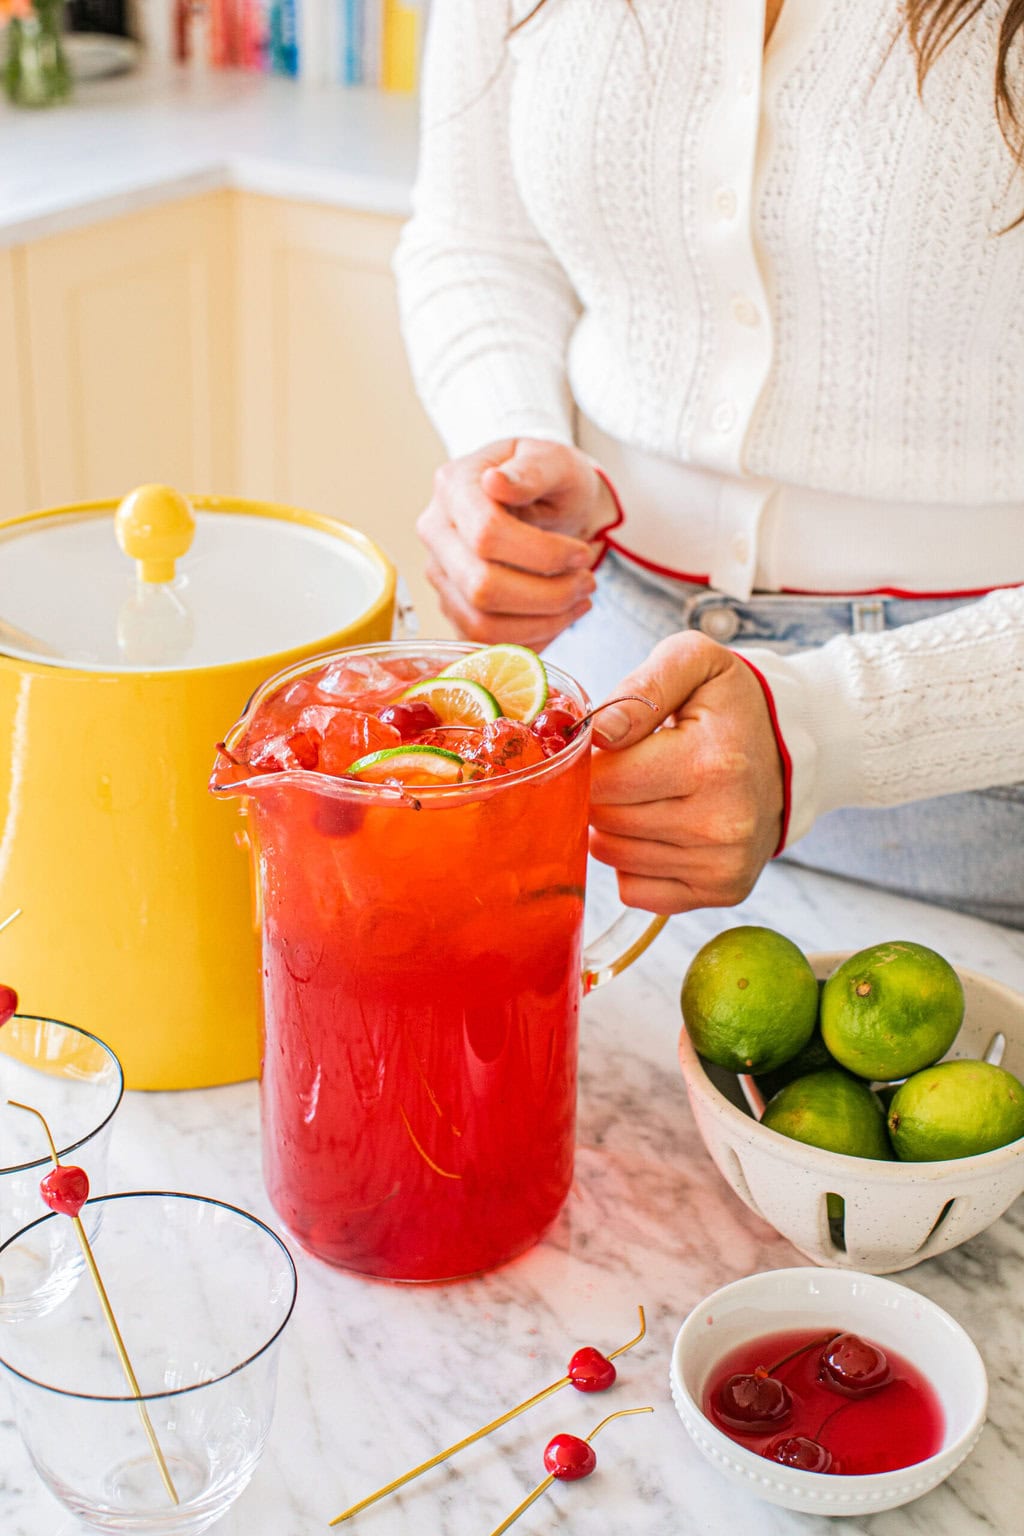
[588,632,786,913]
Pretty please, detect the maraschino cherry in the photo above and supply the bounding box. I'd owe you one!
[0,983,17,1027]
[543,1432,597,1480]
[377,699,441,739]
[766,1434,833,1473]
[40,1163,90,1218]
[567,1345,617,1393]
[327,1308,648,1528]
[714,1366,792,1433]
[489,1407,653,1535]
[532,708,578,746]
[819,1333,891,1397]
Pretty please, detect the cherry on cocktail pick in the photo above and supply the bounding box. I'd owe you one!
[8,1098,179,1508]
[543,1431,597,1479]
[0,984,17,1029]
[39,1163,90,1218]
[327,1307,647,1526]
[489,1406,654,1536]
[567,1345,617,1393]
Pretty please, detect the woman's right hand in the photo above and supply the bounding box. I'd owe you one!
[417,438,619,648]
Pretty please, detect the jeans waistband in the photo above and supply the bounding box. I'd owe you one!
[677,588,977,645]
[610,553,982,646]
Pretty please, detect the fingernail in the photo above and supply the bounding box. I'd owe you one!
[498,461,523,486]
[593,706,631,744]
[569,549,595,570]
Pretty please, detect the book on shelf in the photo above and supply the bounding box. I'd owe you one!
[173,0,427,90]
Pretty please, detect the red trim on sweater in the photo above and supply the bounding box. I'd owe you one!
[608,539,1019,600]
[590,468,627,572]
[605,535,710,586]
[732,654,793,858]
[780,581,1020,599]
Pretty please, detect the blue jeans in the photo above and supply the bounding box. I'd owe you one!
[545,552,1024,929]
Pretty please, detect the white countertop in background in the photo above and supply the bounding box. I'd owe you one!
[2,859,1023,1536]
[0,61,419,246]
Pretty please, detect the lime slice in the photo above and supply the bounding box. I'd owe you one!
[401,676,501,726]
[438,644,549,723]
[347,745,467,785]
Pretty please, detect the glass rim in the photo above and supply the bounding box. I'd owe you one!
[213,639,595,801]
[1,1015,125,1177]
[0,1191,299,1402]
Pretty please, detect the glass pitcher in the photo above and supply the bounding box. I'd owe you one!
[211,642,665,1282]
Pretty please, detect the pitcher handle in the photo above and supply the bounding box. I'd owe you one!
[582,908,669,995]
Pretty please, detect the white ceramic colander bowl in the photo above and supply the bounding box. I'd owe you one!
[677,954,1024,1273]
[669,1267,987,1517]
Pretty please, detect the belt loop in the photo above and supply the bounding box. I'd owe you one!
[852,599,886,634]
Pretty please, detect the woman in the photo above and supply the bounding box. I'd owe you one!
[393,0,1024,926]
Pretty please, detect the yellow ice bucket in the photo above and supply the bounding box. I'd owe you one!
[0,486,396,1089]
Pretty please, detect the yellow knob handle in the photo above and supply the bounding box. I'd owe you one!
[115,484,196,584]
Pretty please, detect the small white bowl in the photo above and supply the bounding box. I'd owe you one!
[678,953,1024,1272]
[670,1267,987,1517]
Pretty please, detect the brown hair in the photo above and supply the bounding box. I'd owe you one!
[513,2,1024,173]
[907,1,1024,169]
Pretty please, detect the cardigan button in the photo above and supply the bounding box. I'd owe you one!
[731,295,761,327]
[712,400,737,433]
[713,186,737,220]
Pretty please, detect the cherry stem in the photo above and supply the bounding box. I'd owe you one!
[567,696,658,742]
[814,1399,854,1447]
[487,1406,654,1536]
[766,1331,841,1377]
[0,909,21,937]
[327,1306,647,1526]
[7,1100,179,1508]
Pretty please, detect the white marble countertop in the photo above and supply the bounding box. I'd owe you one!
[0,60,418,247]
[2,859,1023,1535]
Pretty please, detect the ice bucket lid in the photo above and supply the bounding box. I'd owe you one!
[0,487,393,672]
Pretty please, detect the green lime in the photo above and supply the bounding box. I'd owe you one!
[888,1060,1024,1160]
[347,744,467,786]
[680,926,818,1074]
[820,941,964,1082]
[755,1024,840,1103]
[761,1069,894,1161]
[400,676,501,725]
[439,644,549,723]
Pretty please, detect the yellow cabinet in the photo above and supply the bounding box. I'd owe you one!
[20,194,235,506]
[234,194,447,637]
[0,247,33,519]
[5,190,448,637]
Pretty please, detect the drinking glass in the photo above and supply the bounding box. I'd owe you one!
[0,1192,297,1535]
[0,1014,123,1321]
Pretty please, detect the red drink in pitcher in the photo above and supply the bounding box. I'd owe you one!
[211,643,634,1281]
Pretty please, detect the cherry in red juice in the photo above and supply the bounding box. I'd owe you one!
[703,1328,944,1475]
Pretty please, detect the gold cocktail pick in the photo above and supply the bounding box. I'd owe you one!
[8,1100,179,1506]
[489,1406,655,1536]
[327,1305,647,1526]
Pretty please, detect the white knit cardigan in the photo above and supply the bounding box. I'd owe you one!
[393,0,1024,846]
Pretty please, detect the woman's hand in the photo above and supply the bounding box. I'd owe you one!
[589,633,786,914]
[417,438,619,648]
